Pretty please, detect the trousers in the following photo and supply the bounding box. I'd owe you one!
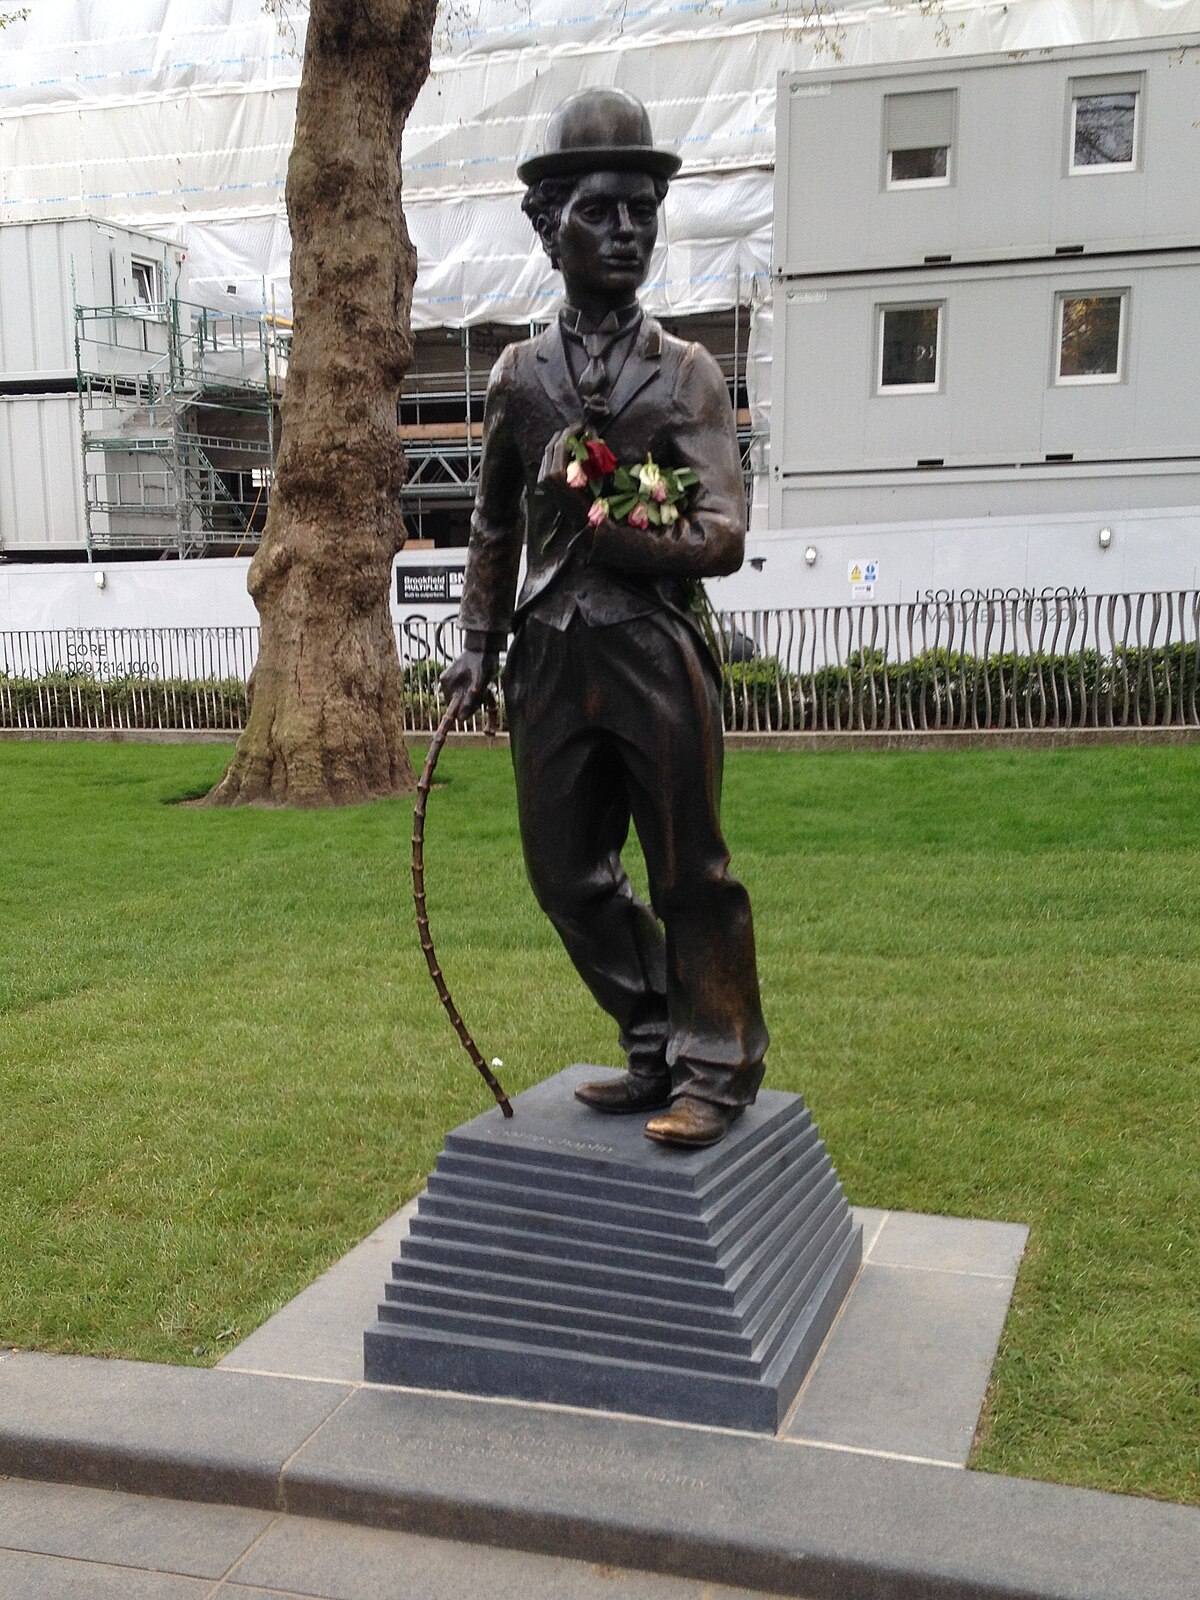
[504,609,768,1107]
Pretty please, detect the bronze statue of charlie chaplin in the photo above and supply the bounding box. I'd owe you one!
[441,88,768,1148]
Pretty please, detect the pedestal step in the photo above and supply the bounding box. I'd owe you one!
[365,1066,862,1433]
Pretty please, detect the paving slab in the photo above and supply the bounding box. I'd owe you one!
[0,1475,271,1578]
[281,1383,1200,1600]
[0,1477,790,1600]
[225,1505,790,1599]
[216,1589,313,1599]
[785,1260,1015,1462]
[0,1353,351,1508]
[0,1547,212,1599]
[785,1209,1030,1464]
[215,1589,314,1598]
[220,1202,420,1384]
[868,1210,1029,1278]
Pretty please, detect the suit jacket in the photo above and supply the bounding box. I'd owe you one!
[457,314,746,642]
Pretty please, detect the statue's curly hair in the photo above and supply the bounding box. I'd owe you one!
[521,173,669,267]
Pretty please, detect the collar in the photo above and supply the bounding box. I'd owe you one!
[558,300,642,340]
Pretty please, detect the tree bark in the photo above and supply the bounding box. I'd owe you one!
[207,0,437,807]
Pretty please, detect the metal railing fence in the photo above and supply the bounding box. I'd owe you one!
[714,590,1200,733]
[0,628,257,734]
[2,592,1198,736]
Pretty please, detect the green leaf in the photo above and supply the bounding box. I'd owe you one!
[608,494,638,519]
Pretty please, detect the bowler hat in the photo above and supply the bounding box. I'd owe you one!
[517,88,681,183]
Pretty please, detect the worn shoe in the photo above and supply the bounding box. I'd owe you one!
[644,1096,742,1148]
[574,1074,673,1114]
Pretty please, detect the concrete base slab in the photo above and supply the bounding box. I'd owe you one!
[224,1201,1026,1470]
[1,1355,1198,1599]
[2,1198,1198,1600]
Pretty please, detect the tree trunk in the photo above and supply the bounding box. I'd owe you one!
[207,0,437,807]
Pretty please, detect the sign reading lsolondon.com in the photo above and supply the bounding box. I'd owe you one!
[397,567,465,606]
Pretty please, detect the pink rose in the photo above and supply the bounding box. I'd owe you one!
[587,498,609,526]
[627,502,650,529]
[651,481,668,503]
[566,459,587,489]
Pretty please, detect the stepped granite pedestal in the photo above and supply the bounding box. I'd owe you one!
[364,1066,862,1433]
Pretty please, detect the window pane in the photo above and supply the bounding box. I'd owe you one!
[1073,93,1136,167]
[1059,295,1122,378]
[131,262,156,304]
[890,146,948,183]
[881,306,939,387]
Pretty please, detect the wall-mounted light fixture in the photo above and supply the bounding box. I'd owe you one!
[804,545,818,567]
[748,556,766,572]
[1098,526,1113,550]
[94,570,107,590]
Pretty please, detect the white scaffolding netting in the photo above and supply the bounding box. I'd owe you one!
[3,0,1196,473]
[5,0,1196,323]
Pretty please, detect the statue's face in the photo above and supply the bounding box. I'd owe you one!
[548,170,660,308]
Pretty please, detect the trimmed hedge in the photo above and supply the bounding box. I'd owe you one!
[0,672,249,730]
[0,664,504,735]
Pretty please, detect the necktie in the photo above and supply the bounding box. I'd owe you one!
[565,308,631,427]
[578,333,610,423]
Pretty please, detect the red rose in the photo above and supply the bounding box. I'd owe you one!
[584,438,618,477]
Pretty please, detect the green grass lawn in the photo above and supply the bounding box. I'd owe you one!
[1,738,1197,1504]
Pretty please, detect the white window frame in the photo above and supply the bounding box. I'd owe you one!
[882,88,956,192]
[1068,83,1140,176]
[886,146,951,190]
[130,257,161,310]
[1054,289,1127,386]
[877,302,943,395]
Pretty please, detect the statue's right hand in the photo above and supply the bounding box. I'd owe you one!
[440,648,498,722]
[537,426,589,513]
[537,427,573,491]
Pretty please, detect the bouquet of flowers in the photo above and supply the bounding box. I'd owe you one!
[560,430,719,656]
[564,431,698,532]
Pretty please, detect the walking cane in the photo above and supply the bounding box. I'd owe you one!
[412,696,514,1118]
